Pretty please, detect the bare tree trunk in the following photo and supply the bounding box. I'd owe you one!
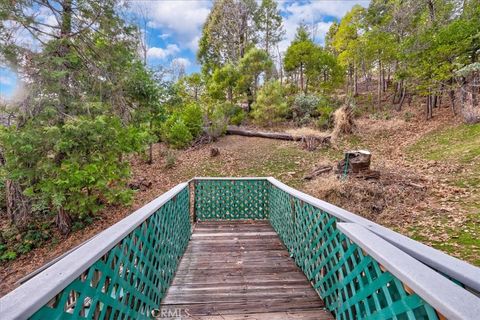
[448,78,456,115]
[300,63,305,93]
[426,0,436,22]
[392,81,400,104]
[377,60,382,110]
[353,64,358,96]
[398,86,407,111]
[276,45,283,85]
[56,207,72,235]
[55,0,74,231]
[426,94,433,120]
[450,89,456,115]
[5,180,30,229]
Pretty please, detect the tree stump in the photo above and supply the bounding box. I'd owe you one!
[210,147,220,157]
[337,150,372,174]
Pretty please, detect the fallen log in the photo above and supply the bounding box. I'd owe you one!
[226,126,331,145]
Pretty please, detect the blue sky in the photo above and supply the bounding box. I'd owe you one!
[0,0,369,99]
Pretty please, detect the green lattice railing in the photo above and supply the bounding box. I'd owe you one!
[1,184,191,320]
[269,184,439,319]
[0,178,479,320]
[194,178,269,220]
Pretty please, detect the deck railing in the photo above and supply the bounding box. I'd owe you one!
[0,177,479,320]
[0,183,191,320]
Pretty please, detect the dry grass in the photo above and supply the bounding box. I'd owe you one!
[285,127,326,137]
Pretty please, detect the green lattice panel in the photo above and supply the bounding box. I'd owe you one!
[194,179,269,220]
[269,186,440,320]
[30,187,191,320]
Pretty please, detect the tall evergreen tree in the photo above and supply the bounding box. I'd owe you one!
[254,0,285,55]
[197,0,258,75]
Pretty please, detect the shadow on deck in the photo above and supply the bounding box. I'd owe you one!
[161,221,333,319]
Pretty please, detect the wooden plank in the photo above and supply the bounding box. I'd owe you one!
[161,221,333,319]
[161,299,326,316]
[160,309,332,320]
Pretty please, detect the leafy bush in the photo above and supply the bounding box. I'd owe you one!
[220,102,246,126]
[162,117,193,149]
[1,115,145,224]
[292,94,320,121]
[206,106,228,140]
[252,81,288,125]
[181,103,204,138]
[316,96,338,129]
[0,251,16,262]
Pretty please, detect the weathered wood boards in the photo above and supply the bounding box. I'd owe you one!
[161,221,333,319]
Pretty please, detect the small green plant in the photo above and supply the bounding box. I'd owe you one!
[317,99,336,129]
[162,116,194,149]
[0,250,17,262]
[181,103,204,138]
[206,107,228,140]
[221,103,245,126]
[292,94,320,123]
[164,149,177,169]
[252,81,287,125]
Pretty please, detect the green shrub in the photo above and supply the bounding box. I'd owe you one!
[206,106,228,140]
[162,117,193,149]
[316,97,338,129]
[0,251,16,262]
[252,81,288,125]
[221,102,246,126]
[181,103,203,138]
[1,115,143,222]
[292,94,320,121]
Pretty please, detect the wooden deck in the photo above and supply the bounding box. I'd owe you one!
[161,221,333,319]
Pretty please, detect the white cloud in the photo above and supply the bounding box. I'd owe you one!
[279,0,370,52]
[172,57,191,68]
[132,1,211,53]
[147,44,180,60]
[159,33,171,40]
[0,75,13,86]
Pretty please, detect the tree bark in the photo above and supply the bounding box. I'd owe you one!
[398,86,407,111]
[426,94,433,120]
[377,60,382,110]
[450,88,456,115]
[226,126,331,144]
[55,207,72,235]
[300,62,304,93]
[6,180,31,229]
[353,64,358,96]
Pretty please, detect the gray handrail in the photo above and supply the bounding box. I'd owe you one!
[0,183,188,320]
[339,223,480,320]
[266,177,480,293]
